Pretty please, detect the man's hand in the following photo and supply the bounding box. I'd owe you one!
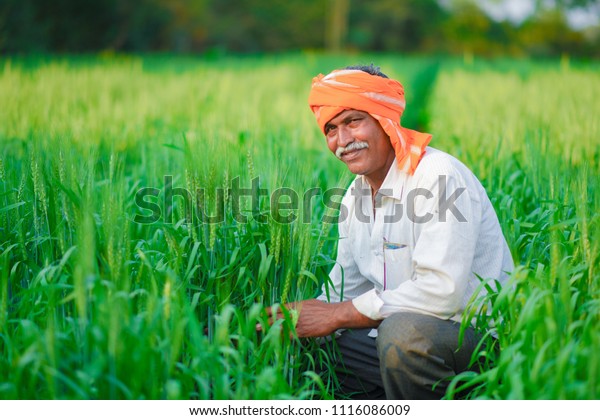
[264,299,381,338]
[290,299,341,337]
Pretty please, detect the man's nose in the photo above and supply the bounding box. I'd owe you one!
[338,125,353,147]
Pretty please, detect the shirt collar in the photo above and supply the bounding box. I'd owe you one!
[367,158,406,201]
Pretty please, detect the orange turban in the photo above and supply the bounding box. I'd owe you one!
[308,69,432,175]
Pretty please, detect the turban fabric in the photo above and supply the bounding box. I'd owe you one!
[308,69,432,175]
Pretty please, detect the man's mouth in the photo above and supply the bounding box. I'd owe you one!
[336,142,369,160]
[341,148,365,161]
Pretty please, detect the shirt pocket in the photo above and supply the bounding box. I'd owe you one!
[383,242,413,289]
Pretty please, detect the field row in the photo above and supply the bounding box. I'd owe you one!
[1,55,599,399]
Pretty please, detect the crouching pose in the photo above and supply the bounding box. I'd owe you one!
[285,65,513,399]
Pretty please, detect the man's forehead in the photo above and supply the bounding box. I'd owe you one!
[326,109,368,125]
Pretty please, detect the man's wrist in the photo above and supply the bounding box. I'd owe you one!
[333,300,380,330]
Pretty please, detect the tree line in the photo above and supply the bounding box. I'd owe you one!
[1,0,598,57]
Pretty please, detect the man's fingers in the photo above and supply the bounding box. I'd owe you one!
[264,303,298,318]
[257,304,281,332]
[289,301,302,313]
[263,304,282,317]
[256,302,303,334]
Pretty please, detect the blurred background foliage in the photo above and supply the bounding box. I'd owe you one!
[1,0,598,58]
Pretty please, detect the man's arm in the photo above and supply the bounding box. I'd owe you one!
[292,299,381,338]
[266,183,378,338]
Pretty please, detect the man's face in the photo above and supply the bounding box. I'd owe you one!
[324,109,395,184]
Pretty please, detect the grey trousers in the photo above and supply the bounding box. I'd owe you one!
[327,312,481,400]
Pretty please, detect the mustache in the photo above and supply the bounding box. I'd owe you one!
[335,142,369,159]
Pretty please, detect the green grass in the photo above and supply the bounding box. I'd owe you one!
[0,53,599,399]
[430,66,600,399]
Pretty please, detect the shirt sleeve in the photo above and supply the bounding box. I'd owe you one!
[352,169,482,320]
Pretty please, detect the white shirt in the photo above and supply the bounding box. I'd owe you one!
[321,147,514,324]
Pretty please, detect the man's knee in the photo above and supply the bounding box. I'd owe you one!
[376,312,436,366]
[375,312,474,399]
[375,311,475,374]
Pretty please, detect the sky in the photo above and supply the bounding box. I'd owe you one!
[476,0,600,29]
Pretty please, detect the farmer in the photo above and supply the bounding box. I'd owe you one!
[284,65,514,399]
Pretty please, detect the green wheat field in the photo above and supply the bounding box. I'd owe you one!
[0,54,599,399]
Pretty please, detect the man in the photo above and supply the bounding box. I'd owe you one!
[286,65,513,399]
